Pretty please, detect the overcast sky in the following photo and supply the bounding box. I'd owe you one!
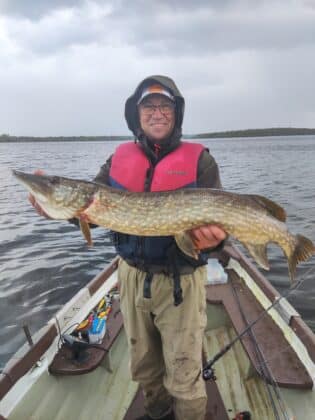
[0,0,315,136]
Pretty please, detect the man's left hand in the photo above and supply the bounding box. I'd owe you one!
[189,225,227,250]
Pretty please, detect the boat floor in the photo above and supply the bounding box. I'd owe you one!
[4,265,314,420]
[8,326,276,420]
[124,324,280,419]
[124,379,229,420]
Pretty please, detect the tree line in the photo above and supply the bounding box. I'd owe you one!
[1,128,315,142]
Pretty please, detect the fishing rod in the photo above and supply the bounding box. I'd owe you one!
[202,262,315,381]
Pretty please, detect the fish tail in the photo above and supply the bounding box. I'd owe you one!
[287,234,314,282]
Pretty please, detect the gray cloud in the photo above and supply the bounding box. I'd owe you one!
[1,2,114,55]
[2,1,315,56]
[0,0,85,19]
[0,0,315,136]
[113,1,315,56]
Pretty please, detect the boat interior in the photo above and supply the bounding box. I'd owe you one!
[1,247,315,420]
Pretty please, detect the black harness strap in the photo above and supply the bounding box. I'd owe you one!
[143,272,154,299]
[168,244,183,306]
[173,271,183,306]
[142,269,183,306]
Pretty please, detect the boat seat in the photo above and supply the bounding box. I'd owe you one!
[49,299,123,375]
[206,269,313,389]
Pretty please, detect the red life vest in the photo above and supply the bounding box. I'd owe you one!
[109,141,205,192]
[108,140,206,267]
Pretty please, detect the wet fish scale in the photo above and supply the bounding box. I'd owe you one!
[13,171,314,282]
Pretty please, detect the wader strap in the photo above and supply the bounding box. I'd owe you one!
[168,244,183,306]
[143,272,154,299]
[173,272,183,306]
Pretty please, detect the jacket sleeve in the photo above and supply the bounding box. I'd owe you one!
[68,155,113,227]
[93,155,113,185]
[197,149,222,188]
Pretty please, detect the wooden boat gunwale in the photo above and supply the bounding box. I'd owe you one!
[222,245,315,368]
[0,257,119,405]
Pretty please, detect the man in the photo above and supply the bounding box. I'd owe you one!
[30,75,226,420]
[96,76,226,420]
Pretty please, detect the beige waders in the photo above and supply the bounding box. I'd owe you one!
[118,258,207,420]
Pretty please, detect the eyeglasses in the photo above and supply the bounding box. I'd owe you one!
[139,103,175,116]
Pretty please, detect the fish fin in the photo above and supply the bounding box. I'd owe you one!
[175,232,199,260]
[245,243,270,271]
[79,218,93,246]
[246,195,286,222]
[287,235,314,282]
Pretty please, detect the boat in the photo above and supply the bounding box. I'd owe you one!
[1,244,315,420]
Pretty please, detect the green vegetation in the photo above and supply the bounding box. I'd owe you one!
[0,134,130,143]
[1,128,315,142]
[193,127,315,139]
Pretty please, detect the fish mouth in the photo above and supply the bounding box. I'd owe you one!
[12,170,56,199]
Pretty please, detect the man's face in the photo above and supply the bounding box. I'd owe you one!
[138,94,175,142]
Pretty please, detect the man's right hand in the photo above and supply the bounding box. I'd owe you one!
[28,169,51,219]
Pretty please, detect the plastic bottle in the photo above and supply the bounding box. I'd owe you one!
[206,259,228,284]
[88,318,106,344]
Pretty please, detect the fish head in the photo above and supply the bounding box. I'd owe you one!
[13,170,95,219]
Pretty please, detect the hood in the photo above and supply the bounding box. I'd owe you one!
[125,75,185,159]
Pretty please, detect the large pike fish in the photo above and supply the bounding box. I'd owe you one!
[13,170,314,281]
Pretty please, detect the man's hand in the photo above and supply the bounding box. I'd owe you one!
[28,169,51,219]
[189,225,227,250]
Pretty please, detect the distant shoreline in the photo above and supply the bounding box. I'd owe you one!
[193,127,315,139]
[1,128,315,142]
[0,135,130,143]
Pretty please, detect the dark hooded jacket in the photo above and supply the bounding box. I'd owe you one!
[124,75,185,164]
[95,75,222,188]
[92,75,224,273]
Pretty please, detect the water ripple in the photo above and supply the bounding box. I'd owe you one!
[0,137,315,369]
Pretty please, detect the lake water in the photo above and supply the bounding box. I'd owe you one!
[0,136,315,369]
